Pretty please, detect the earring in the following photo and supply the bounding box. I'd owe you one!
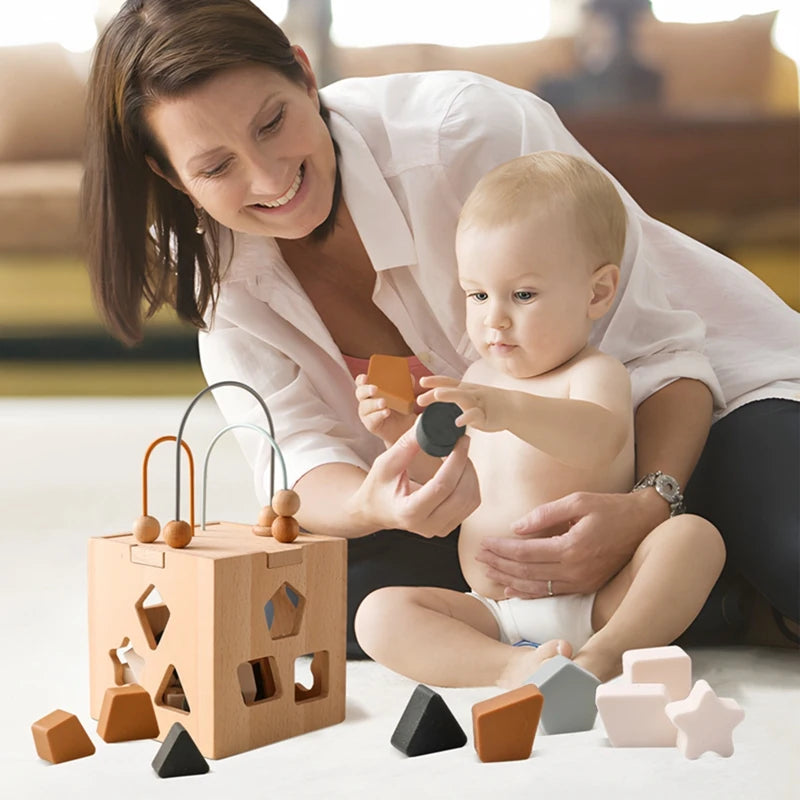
[194,206,206,235]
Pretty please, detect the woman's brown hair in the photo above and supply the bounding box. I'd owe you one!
[82,0,338,345]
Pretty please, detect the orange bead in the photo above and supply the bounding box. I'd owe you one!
[272,489,300,517]
[163,520,192,549]
[257,505,278,528]
[132,515,160,543]
[271,516,299,543]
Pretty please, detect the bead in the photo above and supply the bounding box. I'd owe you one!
[257,505,278,528]
[132,515,160,543]
[271,516,299,543]
[271,489,300,518]
[163,520,192,549]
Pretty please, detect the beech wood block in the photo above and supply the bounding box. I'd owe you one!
[97,684,160,743]
[595,682,677,747]
[472,684,543,762]
[665,679,745,759]
[390,684,467,757]
[152,722,210,778]
[367,354,415,414]
[31,710,96,764]
[622,645,692,701]
[527,654,600,734]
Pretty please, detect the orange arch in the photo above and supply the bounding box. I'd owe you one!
[141,436,195,529]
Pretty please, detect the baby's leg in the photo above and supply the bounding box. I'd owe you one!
[575,514,725,682]
[355,586,570,688]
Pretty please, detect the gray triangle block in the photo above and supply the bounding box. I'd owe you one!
[152,722,209,778]
[391,684,467,757]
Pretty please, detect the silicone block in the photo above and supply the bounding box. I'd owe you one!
[527,654,600,734]
[665,679,745,759]
[472,684,543,762]
[595,682,677,747]
[622,645,692,701]
[152,723,210,778]
[31,710,96,764]
[367,354,415,414]
[416,402,465,457]
[97,684,160,743]
[391,684,467,757]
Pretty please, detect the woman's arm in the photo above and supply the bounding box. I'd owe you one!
[293,427,480,539]
[475,378,713,597]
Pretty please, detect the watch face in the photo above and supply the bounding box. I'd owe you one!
[655,474,680,502]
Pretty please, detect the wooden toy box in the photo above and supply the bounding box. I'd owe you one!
[88,522,347,759]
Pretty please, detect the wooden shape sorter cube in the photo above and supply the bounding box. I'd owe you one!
[88,522,347,759]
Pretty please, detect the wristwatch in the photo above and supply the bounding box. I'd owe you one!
[632,471,686,516]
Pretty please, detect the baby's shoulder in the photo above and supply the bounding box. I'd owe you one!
[566,348,631,399]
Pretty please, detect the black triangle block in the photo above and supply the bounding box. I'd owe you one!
[391,684,467,757]
[152,723,209,778]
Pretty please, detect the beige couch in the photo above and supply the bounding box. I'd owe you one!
[0,11,796,255]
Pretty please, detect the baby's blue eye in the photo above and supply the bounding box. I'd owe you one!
[514,290,535,302]
[468,291,488,303]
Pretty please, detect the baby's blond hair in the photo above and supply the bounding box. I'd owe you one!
[458,152,627,267]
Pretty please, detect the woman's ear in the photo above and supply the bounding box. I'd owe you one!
[145,155,187,195]
[292,45,320,106]
[588,263,620,320]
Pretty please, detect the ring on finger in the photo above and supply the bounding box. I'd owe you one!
[547,579,554,597]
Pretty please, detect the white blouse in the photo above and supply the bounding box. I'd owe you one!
[198,71,800,502]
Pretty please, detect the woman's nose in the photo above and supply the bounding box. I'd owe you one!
[246,154,294,200]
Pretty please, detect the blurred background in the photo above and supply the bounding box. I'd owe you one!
[1,0,798,397]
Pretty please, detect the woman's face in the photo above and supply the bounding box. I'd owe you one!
[145,58,337,240]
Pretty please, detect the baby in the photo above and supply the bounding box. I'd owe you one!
[354,152,724,687]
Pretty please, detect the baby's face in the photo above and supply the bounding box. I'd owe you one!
[456,211,598,379]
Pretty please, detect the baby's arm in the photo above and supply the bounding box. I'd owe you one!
[419,355,631,470]
[354,374,443,483]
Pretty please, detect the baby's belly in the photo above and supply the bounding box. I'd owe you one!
[460,429,633,600]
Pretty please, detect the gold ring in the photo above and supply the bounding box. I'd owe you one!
[547,579,554,597]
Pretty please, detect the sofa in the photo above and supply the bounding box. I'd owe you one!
[0,11,796,257]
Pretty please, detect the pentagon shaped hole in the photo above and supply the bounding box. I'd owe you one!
[295,651,329,703]
[264,582,305,639]
[155,665,190,714]
[237,656,281,706]
[135,585,170,650]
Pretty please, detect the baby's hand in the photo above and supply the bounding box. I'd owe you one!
[355,374,417,446]
[418,375,507,433]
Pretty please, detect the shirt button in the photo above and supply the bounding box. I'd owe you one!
[418,351,430,363]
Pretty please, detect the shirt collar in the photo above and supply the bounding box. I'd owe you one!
[327,110,417,271]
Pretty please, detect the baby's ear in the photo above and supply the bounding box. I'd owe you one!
[588,263,619,320]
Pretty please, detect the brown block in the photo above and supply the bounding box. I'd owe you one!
[367,354,415,414]
[472,684,543,763]
[97,684,160,743]
[31,710,96,764]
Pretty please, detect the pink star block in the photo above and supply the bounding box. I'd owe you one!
[665,679,745,759]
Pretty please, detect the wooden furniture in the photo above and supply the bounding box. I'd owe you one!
[88,522,347,759]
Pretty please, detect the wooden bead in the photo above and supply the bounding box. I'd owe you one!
[257,505,278,528]
[132,515,160,543]
[272,489,300,517]
[163,520,192,549]
[271,516,299,543]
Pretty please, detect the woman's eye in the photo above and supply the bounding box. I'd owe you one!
[258,105,285,136]
[201,159,232,179]
[514,290,536,302]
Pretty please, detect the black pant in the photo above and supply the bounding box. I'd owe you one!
[680,399,800,642]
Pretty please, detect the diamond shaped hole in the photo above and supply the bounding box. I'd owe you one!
[264,582,305,639]
[109,637,145,685]
[135,585,170,650]
[156,665,190,714]
[237,656,281,706]
[294,651,329,703]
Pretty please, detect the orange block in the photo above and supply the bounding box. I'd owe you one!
[97,684,160,743]
[367,354,415,415]
[31,710,96,764]
[472,684,543,763]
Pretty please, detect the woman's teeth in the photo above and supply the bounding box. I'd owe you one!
[255,166,304,208]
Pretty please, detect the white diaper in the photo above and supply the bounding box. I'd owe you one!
[468,591,596,651]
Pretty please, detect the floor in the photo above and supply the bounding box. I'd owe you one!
[1,396,798,799]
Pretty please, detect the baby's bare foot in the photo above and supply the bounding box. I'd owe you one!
[499,639,573,689]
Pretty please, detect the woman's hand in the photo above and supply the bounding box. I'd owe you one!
[355,373,416,446]
[475,488,670,597]
[348,425,481,538]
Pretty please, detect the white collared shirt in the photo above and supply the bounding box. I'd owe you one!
[199,71,800,501]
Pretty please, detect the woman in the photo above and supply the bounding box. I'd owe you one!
[83,0,799,655]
